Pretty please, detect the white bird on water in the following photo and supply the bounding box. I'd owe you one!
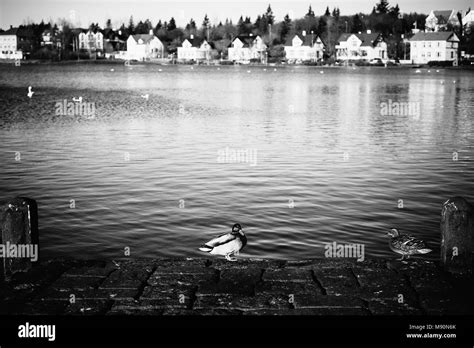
[141,94,149,100]
[199,223,247,262]
[27,86,34,98]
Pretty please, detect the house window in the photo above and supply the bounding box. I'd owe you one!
[427,52,431,57]
[437,52,441,57]
[451,52,454,58]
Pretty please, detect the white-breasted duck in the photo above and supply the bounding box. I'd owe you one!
[199,223,247,262]
[387,228,432,260]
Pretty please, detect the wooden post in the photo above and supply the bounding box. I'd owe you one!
[0,197,39,282]
[440,197,473,276]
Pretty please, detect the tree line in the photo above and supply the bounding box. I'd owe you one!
[2,0,473,61]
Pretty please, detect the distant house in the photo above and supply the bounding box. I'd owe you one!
[177,36,200,61]
[103,28,126,54]
[0,27,23,59]
[409,31,459,65]
[177,36,216,61]
[127,32,164,60]
[228,35,267,63]
[463,10,474,33]
[284,32,324,63]
[77,29,104,52]
[335,31,387,62]
[425,10,460,32]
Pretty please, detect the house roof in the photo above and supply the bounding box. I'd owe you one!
[432,10,454,24]
[285,34,317,47]
[0,27,19,36]
[409,31,458,41]
[232,35,257,47]
[130,34,157,44]
[337,32,382,47]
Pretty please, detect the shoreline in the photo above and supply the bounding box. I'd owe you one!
[0,257,471,315]
[1,58,473,70]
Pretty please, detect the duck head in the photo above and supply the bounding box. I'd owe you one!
[388,228,399,237]
[231,223,244,236]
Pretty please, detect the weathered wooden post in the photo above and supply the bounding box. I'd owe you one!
[0,197,39,282]
[440,197,473,276]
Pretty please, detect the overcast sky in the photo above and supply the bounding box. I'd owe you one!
[1,0,472,30]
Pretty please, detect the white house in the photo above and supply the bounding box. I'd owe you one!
[177,36,200,61]
[178,36,216,61]
[228,35,267,63]
[0,27,22,59]
[77,29,104,51]
[127,32,164,60]
[284,32,324,63]
[425,10,460,32]
[463,10,474,33]
[335,31,387,62]
[409,31,459,65]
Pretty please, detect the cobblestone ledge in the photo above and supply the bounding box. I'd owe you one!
[0,258,471,315]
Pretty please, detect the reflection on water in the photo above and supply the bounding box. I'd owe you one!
[0,64,473,260]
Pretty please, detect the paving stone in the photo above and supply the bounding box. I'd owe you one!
[255,281,322,296]
[107,300,164,315]
[18,299,68,315]
[241,308,370,315]
[263,269,313,282]
[195,293,290,310]
[313,267,360,296]
[64,299,113,315]
[140,285,195,308]
[148,271,217,287]
[198,268,262,296]
[368,299,423,315]
[163,308,243,315]
[62,261,118,277]
[51,275,105,290]
[37,287,139,301]
[293,294,366,309]
[99,263,154,289]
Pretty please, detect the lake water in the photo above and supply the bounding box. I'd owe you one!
[0,63,473,260]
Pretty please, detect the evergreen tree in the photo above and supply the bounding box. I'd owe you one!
[352,14,364,33]
[280,14,292,42]
[128,16,135,34]
[106,19,112,29]
[167,17,176,31]
[265,4,275,25]
[324,7,331,16]
[306,5,315,18]
[390,4,401,18]
[202,14,210,28]
[155,20,162,32]
[376,0,390,14]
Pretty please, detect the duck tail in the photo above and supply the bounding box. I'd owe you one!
[417,248,432,254]
[199,245,213,253]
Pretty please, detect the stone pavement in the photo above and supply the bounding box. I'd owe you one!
[0,258,471,315]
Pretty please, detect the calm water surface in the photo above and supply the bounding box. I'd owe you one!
[0,63,473,260]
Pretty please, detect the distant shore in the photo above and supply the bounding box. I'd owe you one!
[1,58,473,70]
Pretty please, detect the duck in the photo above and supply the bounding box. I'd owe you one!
[199,223,247,262]
[387,228,432,260]
[27,86,34,98]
